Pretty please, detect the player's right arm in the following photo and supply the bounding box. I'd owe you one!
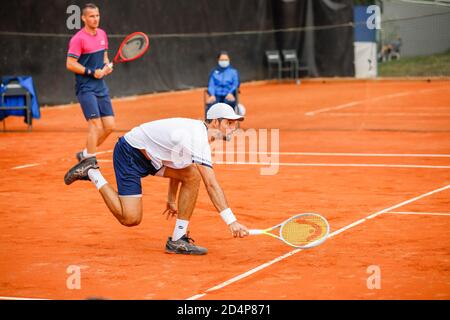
[66,56,87,75]
[162,178,179,219]
[195,164,248,238]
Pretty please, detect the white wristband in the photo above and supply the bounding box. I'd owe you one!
[220,208,237,225]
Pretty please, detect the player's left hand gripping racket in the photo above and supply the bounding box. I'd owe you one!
[107,32,149,69]
[249,213,330,249]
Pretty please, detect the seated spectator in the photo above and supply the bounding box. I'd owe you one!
[205,51,240,113]
[390,36,402,59]
[379,36,402,62]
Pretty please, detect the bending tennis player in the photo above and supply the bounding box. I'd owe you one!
[64,103,249,255]
[66,3,115,163]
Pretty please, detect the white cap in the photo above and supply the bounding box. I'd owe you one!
[206,103,244,121]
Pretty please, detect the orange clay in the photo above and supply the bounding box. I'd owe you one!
[0,79,449,299]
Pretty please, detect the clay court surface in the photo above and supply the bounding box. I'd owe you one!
[0,79,449,300]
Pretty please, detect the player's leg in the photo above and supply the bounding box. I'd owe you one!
[76,94,115,161]
[96,116,115,146]
[63,160,143,227]
[65,137,148,227]
[96,95,115,147]
[76,92,103,160]
[96,183,142,227]
[86,116,115,154]
[160,165,207,255]
[92,136,151,226]
[86,117,104,155]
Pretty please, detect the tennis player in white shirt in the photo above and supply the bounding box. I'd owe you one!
[64,103,249,255]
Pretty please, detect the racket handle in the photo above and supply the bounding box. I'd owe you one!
[248,229,263,236]
[107,62,114,69]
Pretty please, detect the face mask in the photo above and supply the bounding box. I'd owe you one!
[218,60,230,68]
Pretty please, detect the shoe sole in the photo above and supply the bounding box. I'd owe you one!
[165,248,208,255]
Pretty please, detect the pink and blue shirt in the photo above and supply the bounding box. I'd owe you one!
[68,28,109,96]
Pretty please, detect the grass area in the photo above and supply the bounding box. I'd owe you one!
[378,49,450,77]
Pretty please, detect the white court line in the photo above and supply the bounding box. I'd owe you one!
[96,150,113,155]
[305,101,362,116]
[186,184,450,300]
[9,150,450,170]
[214,161,450,169]
[305,91,411,116]
[305,87,447,116]
[9,150,114,170]
[10,160,450,170]
[324,112,450,117]
[386,211,450,217]
[11,163,42,170]
[213,151,450,158]
[0,296,49,300]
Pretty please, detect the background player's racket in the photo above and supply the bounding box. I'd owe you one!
[107,32,149,69]
[249,213,330,249]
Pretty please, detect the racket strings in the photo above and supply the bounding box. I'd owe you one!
[281,215,328,246]
[121,35,148,59]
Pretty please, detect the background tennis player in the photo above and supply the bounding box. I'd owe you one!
[66,3,115,163]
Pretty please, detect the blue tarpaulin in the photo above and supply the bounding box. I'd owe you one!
[0,76,40,121]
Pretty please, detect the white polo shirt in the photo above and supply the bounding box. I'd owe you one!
[124,118,213,170]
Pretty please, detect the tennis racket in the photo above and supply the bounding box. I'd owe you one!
[107,32,149,69]
[249,213,330,249]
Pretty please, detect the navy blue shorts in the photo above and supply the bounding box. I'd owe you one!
[77,92,114,120]
[113,137,160,196]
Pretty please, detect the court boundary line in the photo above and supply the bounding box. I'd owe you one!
[0,296,49,300]
[11,163,41,170]
[9,150,114,170]
[386,211,450,216]
[186,184,450,300]
[305,86,448,116]
[10,160,450,170]
[91,159,450,169]
[214,162,450,169]
[8,150,450,170]
[324,112,450,117]
[213,152,450,158]
[305,91,411,116]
